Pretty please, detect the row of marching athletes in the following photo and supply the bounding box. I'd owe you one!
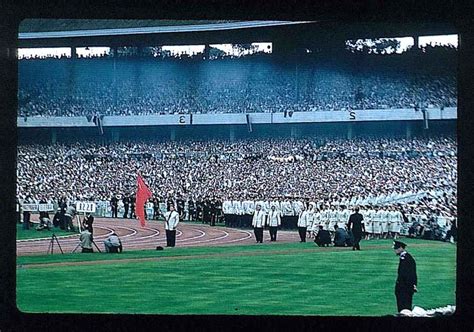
[311,204,405,240]
[251,204,313,243]
[224,200,309,229]
[230,201,406,243]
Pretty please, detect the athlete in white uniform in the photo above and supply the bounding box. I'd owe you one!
[311,208,321,238]
[267,205,281,241]
[306,203,316,238]
[372,206,382,239]
[380,206,390,239]
[242,200,255,228]
[336,206,346,229]
[321,206,331,231]
[297,205,311,242]
[328,206,338,235]
[364,205,375,240]
[232,200,243,227]
[341,206,351,229]
[222,200,234,227]
[271,201,281,212]
[389,206,403,239]
[293,200,304,216]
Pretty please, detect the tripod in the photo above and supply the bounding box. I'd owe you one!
[71,238,102,253]
[47,233,64,255]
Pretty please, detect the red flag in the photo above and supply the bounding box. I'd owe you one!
[136,173,152,227]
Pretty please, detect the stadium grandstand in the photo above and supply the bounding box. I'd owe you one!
[14,19,458,318]
[17,19,457,236]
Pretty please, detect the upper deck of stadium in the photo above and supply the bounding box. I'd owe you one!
[17,19,457,139]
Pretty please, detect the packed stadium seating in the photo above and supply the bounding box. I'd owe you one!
[18,47,457,117]
[17,136,456,205]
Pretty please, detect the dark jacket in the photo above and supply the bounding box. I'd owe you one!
[396,251,417,294]
[315,229,331,246]
[348,212,364,235]
[334,228,349,246]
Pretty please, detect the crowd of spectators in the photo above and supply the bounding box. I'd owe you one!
[18,47,457,117]
[17,136,457,225]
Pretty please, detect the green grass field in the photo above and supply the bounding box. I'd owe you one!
[16,239,456,316]
[16,224,78,240]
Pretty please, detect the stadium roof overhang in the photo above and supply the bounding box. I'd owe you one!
[17,20,457,48]
[18,21,316,48]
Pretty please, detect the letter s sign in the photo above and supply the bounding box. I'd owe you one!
[349,111,356,120]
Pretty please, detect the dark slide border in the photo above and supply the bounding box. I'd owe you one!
[1,0,473,330]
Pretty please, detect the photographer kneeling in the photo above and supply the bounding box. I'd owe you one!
[104,232,123,253]
[80,228,94,253]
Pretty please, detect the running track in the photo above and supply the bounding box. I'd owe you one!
[16,218,303,256]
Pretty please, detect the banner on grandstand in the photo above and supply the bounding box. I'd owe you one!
[38,203,54,212]
[21,203,38,212]
[76,201,97,213]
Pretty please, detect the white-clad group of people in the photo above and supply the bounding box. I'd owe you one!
[235,201,422,244]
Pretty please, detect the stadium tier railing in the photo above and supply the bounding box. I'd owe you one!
[17,107,457,128]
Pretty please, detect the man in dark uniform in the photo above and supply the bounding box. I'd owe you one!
[203,198,211,225]
[152,197,160,220]
[347,206,365,250]
[82,212,94,239]
[22,204,31,230]
[314,225,331,247]
[16,198,21,224]
[23,195,33,229]
[209,197,217,226]
[58,197,67,230]
[196,198,203,222]
[130,194,136,219]
[188,197,196,221]
[166,196,174,211]
[122,194,130,219]
[215,197,223,225]
[177,196,185,220]
[110,194,119,218]
[52,208,61,228]
[38,197,50,228]
[393,240,418,313]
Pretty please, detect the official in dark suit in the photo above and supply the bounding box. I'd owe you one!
[209,198,217,226]
[130,194,136,218]
[22,209,31,230]
[215,198,223,224]
[188,198,196,221]
[314,225,331,247]
[177,197,185,219]
[82,212,94,238]
[203,198,211,224]
[393,240,418,312]
[196,199,203,222]
[110,194,119,218]
[347,206,365,250]
[152,197,160,220]
[58,197,67,230]
[123,194,130,218]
